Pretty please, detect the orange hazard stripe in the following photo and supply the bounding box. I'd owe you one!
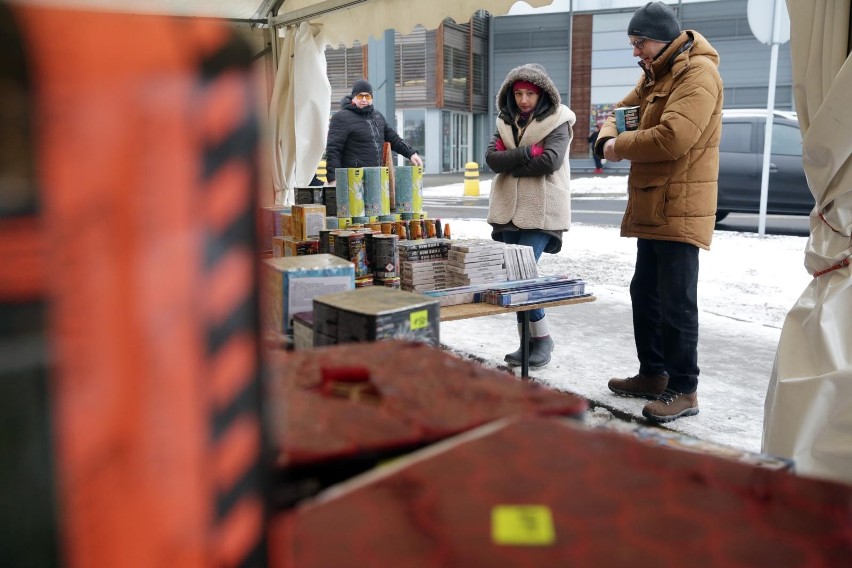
[200,74,252,149]
[205,249,254,325]
[198,27,265,568]
[210,333,257,410]
[206,162,252,234]
[213,416,261,496]
[214,495,264,568]
[0,218,45,300]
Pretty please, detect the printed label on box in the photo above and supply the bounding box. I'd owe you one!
[288,276,353,321]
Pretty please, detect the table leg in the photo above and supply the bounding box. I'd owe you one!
[521,310,530,379]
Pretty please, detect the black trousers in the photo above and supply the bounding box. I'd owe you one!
[630,238,700,393]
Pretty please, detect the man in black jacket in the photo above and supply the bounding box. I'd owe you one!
[324,79,423,185]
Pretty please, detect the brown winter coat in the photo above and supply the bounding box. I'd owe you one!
[596,30,723,250]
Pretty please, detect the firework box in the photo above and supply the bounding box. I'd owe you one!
[280,212,293,237]
[259,205,291,251]
[294,186,324,205]
[262,254,355,334]
[312,287,440,346]
[291,204,327,240]
[271,236,287,258]
[284,237,320,257]
[291,311,314,351]
[615,105,640,133]
[323,186,337,216]
[273,236,319,258]
[483,277,587,307]
[421,275,568,307]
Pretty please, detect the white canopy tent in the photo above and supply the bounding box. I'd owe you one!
[763,0,852,484]
[20,0,556,204]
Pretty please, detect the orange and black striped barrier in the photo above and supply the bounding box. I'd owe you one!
[2,5,266,567]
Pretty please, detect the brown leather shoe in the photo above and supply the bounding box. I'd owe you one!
[608,373,668,399]
[642,389,699,423]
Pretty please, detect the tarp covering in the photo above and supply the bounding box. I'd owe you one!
[763,0,852,484]
[273,0,554,47]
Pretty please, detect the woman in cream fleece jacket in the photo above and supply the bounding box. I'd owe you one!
[485,63,576,369]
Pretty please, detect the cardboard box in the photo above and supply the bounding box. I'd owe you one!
[294,186,324,205]
[291,204,327,240]
[281,212,293,237]
[262,254,355,334]
[291,311,314,350]
[284,237,320,257]
[271,236,287,257]
[259,205,290,251]
[313,287,440,346]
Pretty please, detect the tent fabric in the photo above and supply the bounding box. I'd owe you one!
[762,0,852,485]
[269,22,330,204]
[276,0,555,48]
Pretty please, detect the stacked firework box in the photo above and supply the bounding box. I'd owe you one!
[312,287,440,347]
[334,167,392,226]
[481,275,588,307]
[295,185,337,221]
[399,239,450,292]
[261,254,355,335]
[291,311,314,350]
[502,244,539,281]
[446,240,507,286]
[270,203,325,258]
[260,205,290,254]
[401,260,447,291]
[419,280,507,307]
[321,228,402,288]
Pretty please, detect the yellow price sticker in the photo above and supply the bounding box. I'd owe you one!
[409,309,429,330]
[491,505,555,546]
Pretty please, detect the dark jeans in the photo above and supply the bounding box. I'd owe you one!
[593,153,603,169]
[499,230,551,323]
[630,238,699,393]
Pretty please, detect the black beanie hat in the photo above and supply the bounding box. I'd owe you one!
[628,2,681,42]
[350,79,373,97]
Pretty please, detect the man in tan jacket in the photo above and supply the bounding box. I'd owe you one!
[595,2,723,423]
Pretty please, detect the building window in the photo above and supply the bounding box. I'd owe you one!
[402,110,426,164]
[325,42,365,115]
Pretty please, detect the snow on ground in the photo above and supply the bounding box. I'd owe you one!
[424,175,813,455]
[426,175,812,329]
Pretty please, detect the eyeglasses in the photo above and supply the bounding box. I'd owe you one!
[354,93,373,101]
[629,37,646,49]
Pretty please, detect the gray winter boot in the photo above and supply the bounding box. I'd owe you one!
[504,323,526,366]
[528,317,554,368]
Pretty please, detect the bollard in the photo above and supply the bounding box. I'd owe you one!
[316,159,327,183]
[463,162,480,196]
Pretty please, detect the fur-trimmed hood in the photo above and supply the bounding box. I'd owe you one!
[495,63,561,123]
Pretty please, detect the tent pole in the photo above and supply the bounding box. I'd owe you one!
[268,12,279,71]
[269,0,371,27]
